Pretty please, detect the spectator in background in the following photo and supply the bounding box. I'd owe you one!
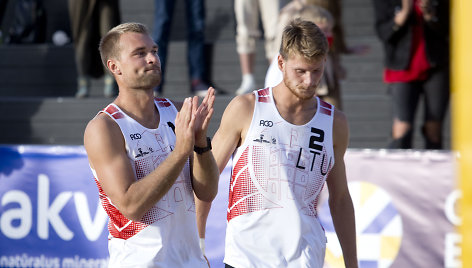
[234,0,286,95]
[0,0,46,45]
[68,0,120,98]
[265,3,342,108]
[373,0,449,149]
[309,0,346,55]
[153,0,211,97]
[310,0,371,55]
[301,0,370,109]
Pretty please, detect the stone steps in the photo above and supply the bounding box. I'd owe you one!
[0,0,451,149]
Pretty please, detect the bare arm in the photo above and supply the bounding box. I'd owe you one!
[326,109,358,268]
[212,94,254,172]
[394,0,413,26]
[84,98,196,222]
[191,88,219,202]
[372,0,412,42]
[195,93,255,241]
[195,196,212,265]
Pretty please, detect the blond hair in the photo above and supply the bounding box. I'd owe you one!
[98,22,150,69]
[279,19,329,61]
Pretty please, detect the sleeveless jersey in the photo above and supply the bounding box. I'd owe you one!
[224,88,335,267]
[91,98,207,268]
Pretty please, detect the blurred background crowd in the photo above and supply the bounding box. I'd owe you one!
[0,0,450,150]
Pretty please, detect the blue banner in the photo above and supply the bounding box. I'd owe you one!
[0,146,459,268]
[0,146,108,267]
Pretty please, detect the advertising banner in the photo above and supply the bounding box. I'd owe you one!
[0,146,108,267]
[0,146,460,267]
[205,149,460,268]
[320,150,460,268]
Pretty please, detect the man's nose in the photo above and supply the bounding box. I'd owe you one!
[305,73,317,87]
[147,52,159,65]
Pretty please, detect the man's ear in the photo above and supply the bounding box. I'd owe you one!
[108,59,121,75]
[277,54,284,72]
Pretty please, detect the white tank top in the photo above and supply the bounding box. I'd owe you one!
[91,98,207,268]
[224,88,334,267]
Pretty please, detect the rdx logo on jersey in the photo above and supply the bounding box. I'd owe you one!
[130,133,142,140]
[259,120,273,127]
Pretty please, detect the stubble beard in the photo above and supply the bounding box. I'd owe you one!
[284,79,318,101]
[135,71,162,90]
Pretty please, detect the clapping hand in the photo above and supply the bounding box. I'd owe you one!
[192,87,215,147]
[174,97,196,156]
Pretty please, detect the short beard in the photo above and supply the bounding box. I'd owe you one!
[135,73,162,90]
[284,80,317,100]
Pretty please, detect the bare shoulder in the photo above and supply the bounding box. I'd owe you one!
[84,113,124,166]
[215,93,255,142]
[221,93,255,127]
[84,113,120,140]
[333,108,348,130]
[225,93,255,116]
[212,93,255,170]
[332,108,349,150]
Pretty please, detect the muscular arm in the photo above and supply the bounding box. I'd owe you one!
[195,93,255,240]
[190,89,219,202]
[326,109,358,268]
[84,99,196,222]
[212,94,254,172]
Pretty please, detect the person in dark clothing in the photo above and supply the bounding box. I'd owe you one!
[372,0,449,149]
[152,0,211,97]
[68,0,121,98]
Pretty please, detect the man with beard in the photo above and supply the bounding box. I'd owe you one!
[200,19,358,267]
[83,22,218,267]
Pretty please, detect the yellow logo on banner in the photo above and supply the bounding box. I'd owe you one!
[319,181,403,268]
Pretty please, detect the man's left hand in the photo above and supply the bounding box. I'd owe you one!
[192,87,215,146]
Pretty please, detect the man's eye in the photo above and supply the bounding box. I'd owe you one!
[134,51,146,57]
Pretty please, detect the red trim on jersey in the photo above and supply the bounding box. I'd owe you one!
[104,105,124,119]
[157,102,171,108]
[104,105,118,114]
[112,113,124,119]
[155,98,171,107]
[257,88,270,97]
[95,178,147,240]
[319,99,333,116]
[319,99,332,109]
[320,107,332,116]
[257,88,272,103]
[258,97,271,103]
